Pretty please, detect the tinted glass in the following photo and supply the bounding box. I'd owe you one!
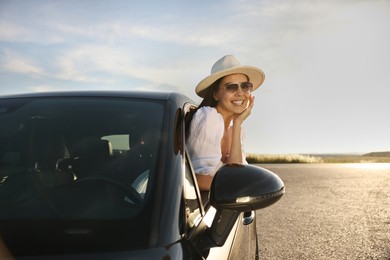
[0,97,165,255]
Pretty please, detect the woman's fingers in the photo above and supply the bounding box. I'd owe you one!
[234,95,255,124]
[247,95,255,110]
[243,95,255,116]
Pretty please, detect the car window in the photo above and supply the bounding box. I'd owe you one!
[0,96,163,215]
[102,134,129,155]
[0,96,165,253]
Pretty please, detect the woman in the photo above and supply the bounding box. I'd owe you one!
[186,54,265,191]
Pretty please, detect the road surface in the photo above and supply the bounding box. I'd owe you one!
[255,163,390,260]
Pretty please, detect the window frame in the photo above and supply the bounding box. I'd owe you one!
[180,102,208,237]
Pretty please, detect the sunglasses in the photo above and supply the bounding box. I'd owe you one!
[223,82,253,94]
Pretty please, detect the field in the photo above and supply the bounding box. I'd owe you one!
[246,153,390,164]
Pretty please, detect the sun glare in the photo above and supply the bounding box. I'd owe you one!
[344,163,390,170]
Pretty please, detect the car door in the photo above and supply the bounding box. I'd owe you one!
[181,103,258,260]
[183,153,237,259]
[183,152,259,260]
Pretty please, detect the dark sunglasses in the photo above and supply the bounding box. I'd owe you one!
[223,82,253,94]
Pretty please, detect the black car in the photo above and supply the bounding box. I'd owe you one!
[0,91,284,259]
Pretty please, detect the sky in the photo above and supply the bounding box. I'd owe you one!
[0,0,389,154]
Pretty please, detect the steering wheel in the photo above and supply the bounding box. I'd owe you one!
[75,176,143,205]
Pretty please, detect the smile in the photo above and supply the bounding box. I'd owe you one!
[232,100,245,106]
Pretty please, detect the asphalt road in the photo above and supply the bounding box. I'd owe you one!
[255,163,390,260]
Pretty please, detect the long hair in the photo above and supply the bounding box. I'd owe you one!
[185,78,222,137]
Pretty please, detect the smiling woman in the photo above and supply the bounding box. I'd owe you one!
[185,54,265,191]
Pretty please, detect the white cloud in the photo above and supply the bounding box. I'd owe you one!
[2,50,45,76]
[29,85,57,92]
[0,9,230,48]
[53,44,198,94]
[0,22,33,42]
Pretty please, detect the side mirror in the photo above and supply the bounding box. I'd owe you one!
[197,164,284,252]
[210,164,285,211]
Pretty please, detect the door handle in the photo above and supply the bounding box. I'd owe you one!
[242,210,254,225]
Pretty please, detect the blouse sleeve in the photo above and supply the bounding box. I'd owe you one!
[187,107,224,177]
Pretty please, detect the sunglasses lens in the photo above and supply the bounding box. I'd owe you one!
[241,82,253,93]
[224,82,253,93]
[225,83,239,93]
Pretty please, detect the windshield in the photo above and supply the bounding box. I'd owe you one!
[0,96,165,255]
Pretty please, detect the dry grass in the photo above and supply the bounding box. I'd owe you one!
[246,153,390,164]
[321,156,390,163]
[246,153,323,164]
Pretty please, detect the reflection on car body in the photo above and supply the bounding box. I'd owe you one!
[0,91,284,259]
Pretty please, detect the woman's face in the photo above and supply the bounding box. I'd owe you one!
[213,73,251,116]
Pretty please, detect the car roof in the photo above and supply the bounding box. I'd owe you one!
[0,90,195,104]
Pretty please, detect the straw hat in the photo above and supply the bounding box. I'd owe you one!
[195,55,265,98]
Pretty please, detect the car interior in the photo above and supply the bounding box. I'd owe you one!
[0,98,162,220]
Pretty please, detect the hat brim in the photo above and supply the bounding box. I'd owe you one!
[195,66,265,98]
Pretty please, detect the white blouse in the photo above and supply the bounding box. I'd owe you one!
[187,106,247,177]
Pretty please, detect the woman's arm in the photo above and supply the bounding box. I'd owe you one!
[227,123,244,164]
[227,95,255,164]
[196,174,214,191]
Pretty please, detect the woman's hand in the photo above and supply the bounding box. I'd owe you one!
[233,95,255,125]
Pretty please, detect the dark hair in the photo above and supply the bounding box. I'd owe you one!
[185,78,222,137]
